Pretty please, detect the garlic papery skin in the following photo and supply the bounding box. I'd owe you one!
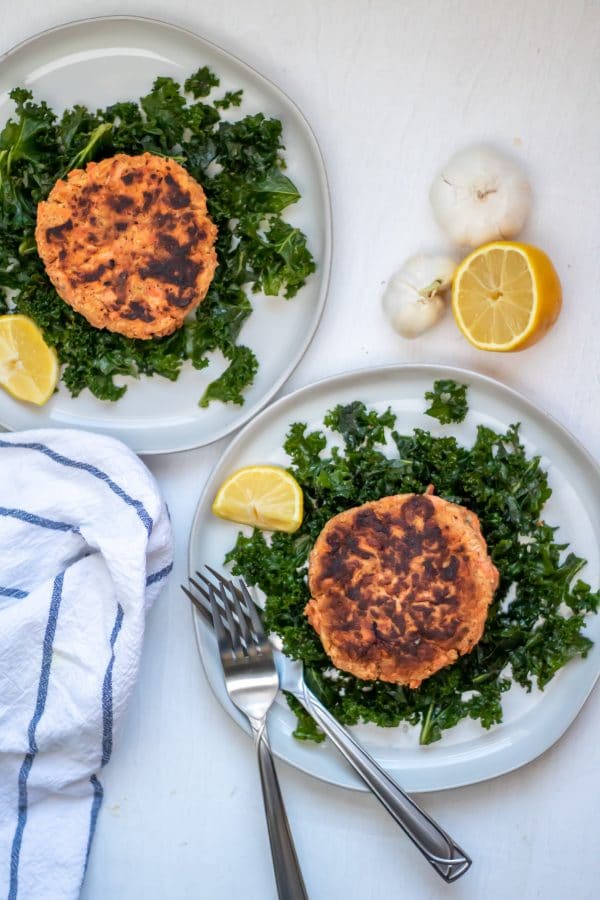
[382,254,456,339]
[430,145,532,248]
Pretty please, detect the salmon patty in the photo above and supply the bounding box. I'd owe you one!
[35,153,218,339]
[306,492,499,688]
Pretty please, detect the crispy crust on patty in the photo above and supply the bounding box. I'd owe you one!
[35,152,217,339]
[306,493,499,688]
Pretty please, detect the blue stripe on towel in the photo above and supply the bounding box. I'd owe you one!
[101,604,124,767]
[0,440,153,536]
[84,775,104,874]
[0,586,28,599]
[9,572,65,900]
[81,604,124,885]
[9,753,34,900]
[146,562,173,587]
[0,506,79,534]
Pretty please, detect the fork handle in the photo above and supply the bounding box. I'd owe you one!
[296,685,471,883]
[251,720,309,900]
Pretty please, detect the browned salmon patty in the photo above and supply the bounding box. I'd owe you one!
[35,152,218,339]
[306,492,499,688]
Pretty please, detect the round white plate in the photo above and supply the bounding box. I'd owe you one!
[0,17,331,454]
[189,364,600,792]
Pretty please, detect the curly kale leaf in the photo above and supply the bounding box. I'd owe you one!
[245,220,316,298]
[184,66,220,98]
[199,345,258,408]
[214,90,243,110]
[424,379,469,424]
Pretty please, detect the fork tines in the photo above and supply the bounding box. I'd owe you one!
[184,568,267,655]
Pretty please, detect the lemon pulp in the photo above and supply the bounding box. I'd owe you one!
[212,465,304,533]
[0,314,59,405]
[452,241,562,351]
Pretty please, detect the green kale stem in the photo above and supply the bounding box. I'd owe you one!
[419,702,436,745]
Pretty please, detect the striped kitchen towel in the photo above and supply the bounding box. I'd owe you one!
[0,429,173,899]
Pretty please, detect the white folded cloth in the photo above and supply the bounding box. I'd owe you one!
[0,429,173,899]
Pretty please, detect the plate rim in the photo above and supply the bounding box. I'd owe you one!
[188,362,600,792]
[0,14,333,455]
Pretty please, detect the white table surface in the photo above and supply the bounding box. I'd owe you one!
[2,1,600,898]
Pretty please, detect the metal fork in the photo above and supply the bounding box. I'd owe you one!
[184,568,472,884]
[200,571,308,900]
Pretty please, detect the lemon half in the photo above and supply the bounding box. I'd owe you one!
[452,241,562,351]
[0,314,59,405]
[212,465,304,533]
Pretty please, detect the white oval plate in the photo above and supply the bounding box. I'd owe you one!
[0,17,331,454]
[189,364,600,792]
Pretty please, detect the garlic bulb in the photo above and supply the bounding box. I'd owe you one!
[382,254,456,339]
[430,145,532,247]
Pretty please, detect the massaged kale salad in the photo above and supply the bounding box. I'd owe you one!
[0,67,315,405]
[226,380,600,745]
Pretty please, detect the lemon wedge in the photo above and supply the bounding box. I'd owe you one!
[212,465,304,533]
[452,241,562,351]
[0,314,59,405]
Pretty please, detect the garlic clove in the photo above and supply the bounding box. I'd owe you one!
[384,292,446,338]
[382,254,455,339]
[396,254,457,294]
[430,144,532,248]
